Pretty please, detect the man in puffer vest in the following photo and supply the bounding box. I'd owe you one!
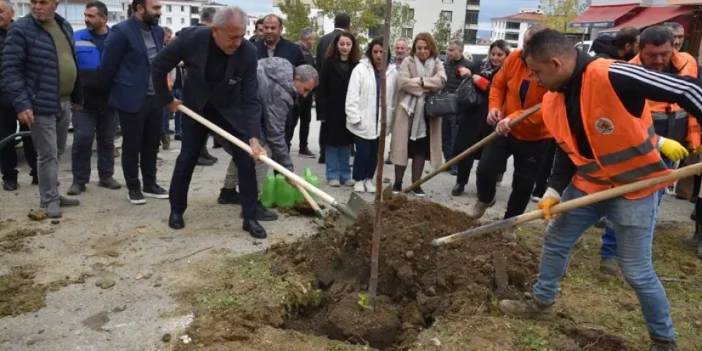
[67,0,121,196]
[498,29,702,351]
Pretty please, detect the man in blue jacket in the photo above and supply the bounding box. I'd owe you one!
[2,0,81,218]
[67,0,120,196]
[102,0,167,205]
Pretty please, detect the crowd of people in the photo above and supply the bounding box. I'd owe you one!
[1,1,702,349]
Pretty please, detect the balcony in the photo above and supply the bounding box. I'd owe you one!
[467,0,480,5]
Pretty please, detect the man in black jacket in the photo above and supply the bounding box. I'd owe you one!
[152,6,268,239]
[255,14,303,66]
[443,39,471,173]
[2,0,81,217]
[0,0,36,191]
[287,27,317,157]
[315,12,350,163]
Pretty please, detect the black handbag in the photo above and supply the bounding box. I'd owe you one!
[425,90,458,118]
[455,77,481,110]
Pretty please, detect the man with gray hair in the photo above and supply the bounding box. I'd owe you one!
[152,6,269,238]
[664,22,685,51]
[218,59,318,215]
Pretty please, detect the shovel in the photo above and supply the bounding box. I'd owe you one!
[178,104,359,220]
[433,161,702,246]
[294,183,327,218]
[402,104,541,193]
[0,131,31,151]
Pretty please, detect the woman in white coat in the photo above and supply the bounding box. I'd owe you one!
[345,37,398,193]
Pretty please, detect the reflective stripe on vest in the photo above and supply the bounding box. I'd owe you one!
[542,59,672,200]
[651,109,688,121]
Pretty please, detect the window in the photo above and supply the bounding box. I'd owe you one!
[408,8,415,20]
[464,10,478,25]
[190,18,199,26]
[166,5,171,12]
[191,6,199,14]
[181,5,185,12]
[440,10,452,23]
[506,21,520,30]
[463,29,477,44]
[441,0,454,3]
[181,18,185,24]
[467,0,480,5]
[401,28,413,39]
[505,32,519,41]
[166,17,172,25]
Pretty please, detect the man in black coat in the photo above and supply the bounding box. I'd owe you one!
[315,13,350,163]
[254,14,303,66]
[152,6,268,239]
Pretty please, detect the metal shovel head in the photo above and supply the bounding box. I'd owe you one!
[347,191,370,216]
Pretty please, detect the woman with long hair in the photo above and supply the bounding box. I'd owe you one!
[345,37,398,193]
[451,39,510,196]
[389,32,447,197]
[316,31,361,186]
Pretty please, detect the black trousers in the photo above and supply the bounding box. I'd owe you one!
[453,112,491,185]
[71,105,116,185]
[0,102,36,182]
[118,96,161,190]
[476,135,548,219]
[286,96,313,149]
[532,139,556,198]
[169,106,258,219]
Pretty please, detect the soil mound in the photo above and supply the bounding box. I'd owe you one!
[271,193,539,349]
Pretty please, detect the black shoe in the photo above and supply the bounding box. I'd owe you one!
[256,203,278,221]
[299,147,316,158]
[451,183,465,196]
[243,219,267,239]
[384,158,392,165]
[212,140,222,149]
[174,134,182,141]
[98,177,122,190]
[449,168,458,176]
[67,183,86,195]
[31,175,38,185]
[2,180,18,191]
[59,195,80,207]
[201,150,218,162]
[128,188,146,205]
[169,212,185,229]
[217,188,240,204]
[318,154,325,164]
[411,186,426,198]
[392,181,402,194]
[197,156,216,166]
[143,184,169,199]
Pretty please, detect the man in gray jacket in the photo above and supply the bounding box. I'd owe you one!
[218,57,317,218]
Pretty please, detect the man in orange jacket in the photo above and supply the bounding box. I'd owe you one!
[498,29,702,351]
[468,24,551,230]
[599,26,701,273]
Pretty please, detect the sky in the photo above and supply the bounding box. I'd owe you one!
[225,0,542,35]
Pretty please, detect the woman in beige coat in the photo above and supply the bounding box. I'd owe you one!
[390,32,447,196]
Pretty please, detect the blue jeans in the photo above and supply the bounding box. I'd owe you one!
[533,186,675,341]
[325,145,351,182]
[352,136,378,181]
[600,159,674,259]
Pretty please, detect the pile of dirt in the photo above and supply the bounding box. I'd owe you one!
[0,220,53,253]
[0,266,50,317]
[268,193,539,349]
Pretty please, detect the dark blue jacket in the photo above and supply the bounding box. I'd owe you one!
[101,17,164,113]
[1,14,81,116]
[74,27,109,109]
[152,26,262,139]
[254,37,304,67]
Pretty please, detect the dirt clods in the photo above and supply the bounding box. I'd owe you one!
[0,266,49,317]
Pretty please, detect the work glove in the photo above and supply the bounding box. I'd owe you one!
[693,145,702,155]
[538,188,561,220]
[659,137,689,161]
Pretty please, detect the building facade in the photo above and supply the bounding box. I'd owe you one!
[396,0,481,44]
[490,10,544,48]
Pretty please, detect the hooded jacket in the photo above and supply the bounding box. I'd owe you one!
[257,57,296,171]
[345,57,398,140]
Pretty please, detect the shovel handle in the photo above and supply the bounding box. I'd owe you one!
[295,183,322,213]
[433,161,702,246]
[402,104,541,193]
[178,105,338,206]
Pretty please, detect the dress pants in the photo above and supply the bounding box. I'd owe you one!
[71,105,116,185]
[0,101,36,182]
[118,96,161,190]
[286,95,313,150]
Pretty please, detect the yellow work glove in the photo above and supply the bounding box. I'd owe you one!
[659,137,689,161]
[538,188,561,220]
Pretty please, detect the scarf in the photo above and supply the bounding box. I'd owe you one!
[401,56,436,141]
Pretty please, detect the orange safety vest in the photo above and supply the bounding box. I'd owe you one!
[542,59,672,199]
[630,52,700,149]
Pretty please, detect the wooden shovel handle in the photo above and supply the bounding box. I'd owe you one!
[433,162,702,246]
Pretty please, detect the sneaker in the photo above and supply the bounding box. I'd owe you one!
[341,179,355,187]
[364,179,376,193]
[498,293,553,318]
[217,188,240,204]
[46,202,62,218]
[201,150,218,162]
[449,167,458,176]
[384,158,392,165]
[392,181,402,194]
[411,186,426,198]
[530,195,541,203]
[67,183,86,196]
[353,181,365,193]
[299,147,316,158]
[128,188,146,205]
[59,195,80,207]
[143,184,169,199]
[2,180,18,191]
[318,154,325,164]
[174,134,182,141]
[468,199,495,219]
[328,179,340,187]
[98,177,122,190]
[451,183,465,196]
[599,257,620,277]
[197,156,216,166]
